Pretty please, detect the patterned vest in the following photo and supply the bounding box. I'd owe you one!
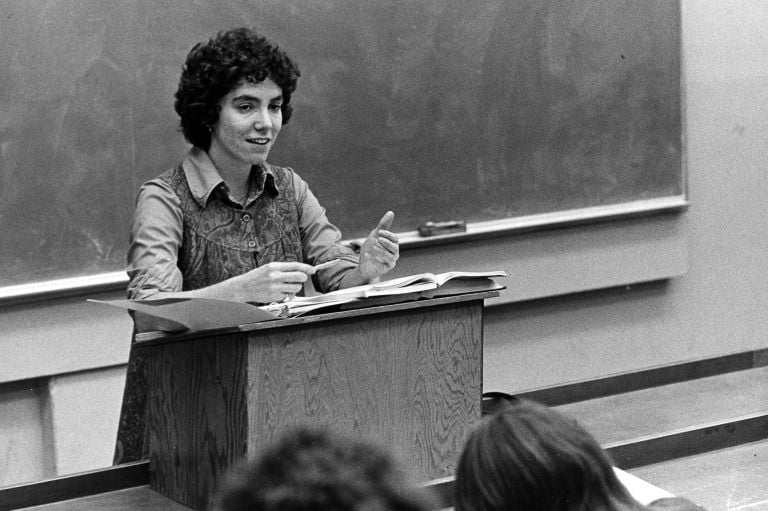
[157,163,304,291]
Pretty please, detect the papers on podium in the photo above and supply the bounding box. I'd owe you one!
[89,270,506,333]
[262,270,506,316]
[88,297,279,333]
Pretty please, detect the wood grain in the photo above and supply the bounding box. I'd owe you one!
[246,301,483,480]
[147,334,248,510]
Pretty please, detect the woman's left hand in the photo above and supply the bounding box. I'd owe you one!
[359,211,399,281]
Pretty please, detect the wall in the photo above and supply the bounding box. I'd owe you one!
[484,0,768,390]
[1,0,767,487]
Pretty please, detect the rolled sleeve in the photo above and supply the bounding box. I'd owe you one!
[291,170,359,292]
[126,180,184,300]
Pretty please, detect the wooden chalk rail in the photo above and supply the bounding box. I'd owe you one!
[0,196,687,306]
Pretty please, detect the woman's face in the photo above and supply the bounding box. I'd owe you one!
[209,78,283,168]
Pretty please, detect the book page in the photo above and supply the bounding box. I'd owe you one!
[260,298,354,318]
[369,273,437,290]
[364,280,438,297]
[433,270,508,286]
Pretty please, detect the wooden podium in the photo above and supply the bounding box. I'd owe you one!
[136,291,494,510]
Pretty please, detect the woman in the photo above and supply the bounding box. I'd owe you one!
[115,28,399,463]
[454,400,706,511]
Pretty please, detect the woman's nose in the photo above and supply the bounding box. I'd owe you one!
[253,107,272,129]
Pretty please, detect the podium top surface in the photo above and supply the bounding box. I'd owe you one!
[134,290,499,346]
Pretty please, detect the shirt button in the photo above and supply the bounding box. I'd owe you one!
[248,241,257,248]
[242,213,251,222]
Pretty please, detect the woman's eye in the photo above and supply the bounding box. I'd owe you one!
[236,104,254,112]
[269,103,282,112]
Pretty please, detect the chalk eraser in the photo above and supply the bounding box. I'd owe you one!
[417,221,467,237]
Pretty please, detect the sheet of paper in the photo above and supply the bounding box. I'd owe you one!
[88,298,278,332]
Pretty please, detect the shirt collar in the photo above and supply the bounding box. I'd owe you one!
[182,147,278,208]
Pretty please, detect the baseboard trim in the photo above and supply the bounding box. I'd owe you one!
[0,461,149,511]
[606,411,768,470]
[0,462,451,511]
[513,348,768,407]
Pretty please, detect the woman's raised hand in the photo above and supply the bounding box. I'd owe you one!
[358,211,399,282]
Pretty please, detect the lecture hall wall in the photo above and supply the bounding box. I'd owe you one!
[2,0,767,487]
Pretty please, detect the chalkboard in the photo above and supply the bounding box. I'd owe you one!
[0,0,682,288]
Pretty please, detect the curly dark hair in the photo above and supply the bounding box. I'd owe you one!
[216,427,437,511]
[174,27,300,150]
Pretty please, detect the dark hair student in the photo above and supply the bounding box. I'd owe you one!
[216,427,437,511]
[114,27,400,464]
[454,399,707,511]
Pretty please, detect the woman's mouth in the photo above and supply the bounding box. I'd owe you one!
[246,137,270,145]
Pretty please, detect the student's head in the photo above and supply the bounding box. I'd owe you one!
[175,27,300,151]
[454,399,640,511]
[216,426,436,511]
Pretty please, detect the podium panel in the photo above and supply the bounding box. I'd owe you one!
[143,294,488,510]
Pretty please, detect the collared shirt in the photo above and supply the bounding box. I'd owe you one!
[127,148,358,300]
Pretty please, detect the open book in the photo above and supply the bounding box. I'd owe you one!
[368,270,506,295]
[262,270,506,316]
[89,270,506,332]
